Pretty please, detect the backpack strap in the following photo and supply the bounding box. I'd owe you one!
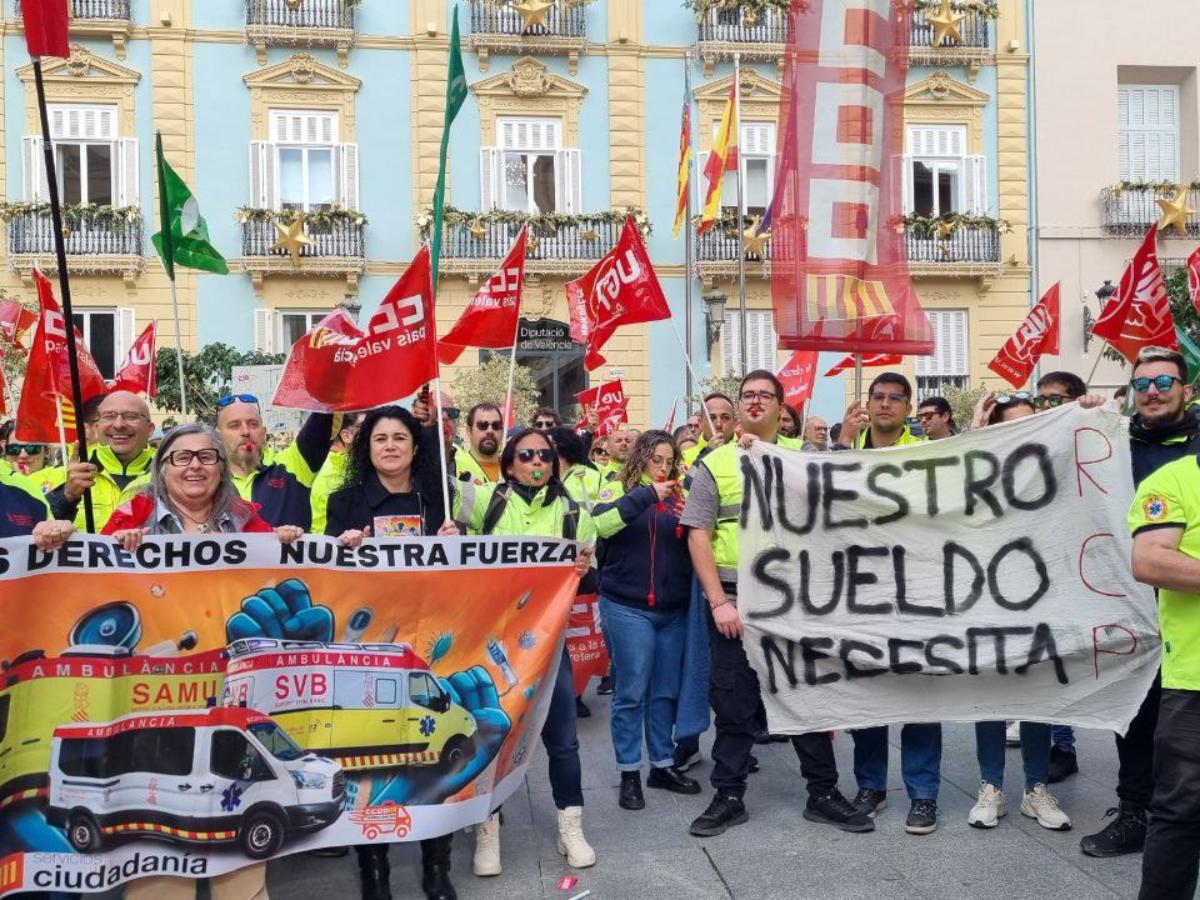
[481,483,514,536]
[560,493,580,541]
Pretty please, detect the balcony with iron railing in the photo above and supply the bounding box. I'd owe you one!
[12,0,133,58]
[437,217,626,278]
[239,215,367,298]
[469,0,588,74]
[908,0,996,72]
[245,0,356,67]
[695,8,788,77]
[1102,185,1200,237]
[4,207,144,285]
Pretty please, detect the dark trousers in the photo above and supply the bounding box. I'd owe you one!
[707,610,837,800]
[1118,672,1162,809]
[542,645,585,809]
[1138,689,1200,900]
[356,833,452,870]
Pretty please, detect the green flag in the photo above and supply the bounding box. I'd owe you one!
[431,5,467,285]
[152,133,229,277]
[1177,326,1200,384]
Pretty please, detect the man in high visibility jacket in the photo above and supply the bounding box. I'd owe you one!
[680,369,872,838]
[309,412,362,534]
[454,403,504,485]
[835,371,925,450]
[681,392,737,471]
[603,426,639,481]
[48,391,155,531]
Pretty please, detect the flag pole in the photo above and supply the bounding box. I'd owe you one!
[669,316,716,435]
[502,331,520,434]
[168,279,188,417]
[32,58,95,533]
[54,394,69,468]
[683,54,696,412]
[853,353,864,401]
[157,134,188,418]
[734,53,749,375]
[432,377,454,525]
[1085,341,1112,388]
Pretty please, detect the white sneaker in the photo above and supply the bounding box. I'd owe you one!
[1020,784,1071,831]
[556,806,596,868]
[473,813,502,876]
[1005,721,1021,746]
[967,782,1007,829]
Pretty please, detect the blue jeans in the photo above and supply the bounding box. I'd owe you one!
[542,645,584,808]
[1051,724,1076,752]
[852,724,942,800]
[601,598,686,770]
[976,720,1050,791]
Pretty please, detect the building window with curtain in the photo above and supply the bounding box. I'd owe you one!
[902,125,986,216]
[248,109,359,212]
[22,104,138,207]
[719,121,776,217]
[480,117,581,214]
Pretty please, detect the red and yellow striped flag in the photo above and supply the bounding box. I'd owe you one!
[672,99,692,239]
[698,83,738,235]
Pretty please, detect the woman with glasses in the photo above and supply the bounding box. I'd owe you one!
[592,430,700,810]
[461,428,597,879]
[589,438,610,468]
[324,406,460,900]
[972,391,1039,428]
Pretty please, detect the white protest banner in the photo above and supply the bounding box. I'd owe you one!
[739,405,1160,735]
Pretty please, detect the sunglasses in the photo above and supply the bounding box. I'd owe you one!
[217,393,259,408]
[995,391,1035,406]
[474,420,503,432]
[5,443,44,456]
[516,448,555,464]
[533,420,557,429]
[1131,374,1184,394]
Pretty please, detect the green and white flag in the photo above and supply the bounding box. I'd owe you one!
[431,5,468,285]
[152,132,229,277]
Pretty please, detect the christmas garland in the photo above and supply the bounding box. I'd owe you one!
[0,202,142,230]
[236,207,369,228]
[912,0,1000,19]
[419,206,652,238]
[483,0,597,8]
[1106,180,1200,196]
[683,0,794,20]
[693,210,769,236]
[895,213,1012,238]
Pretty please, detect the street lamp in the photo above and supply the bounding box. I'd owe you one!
[704,289,727,353]
[1083,279,1116,353]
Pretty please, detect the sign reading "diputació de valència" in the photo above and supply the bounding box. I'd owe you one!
[739,405,1160,735]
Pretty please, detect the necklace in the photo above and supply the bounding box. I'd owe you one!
[176,508,213,534]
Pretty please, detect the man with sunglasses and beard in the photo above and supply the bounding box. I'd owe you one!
[455,403,505,485]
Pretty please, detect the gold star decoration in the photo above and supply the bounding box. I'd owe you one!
[271,213,315,267]
[1156,186,1195,237]
[284,0,303,9]
[526,233,540,255]
[469,219,487,240]
[742,216,771,259]
[512,0,553,30]
[580,228,598,241]
[935,219,957,240]
[927,0,966,47]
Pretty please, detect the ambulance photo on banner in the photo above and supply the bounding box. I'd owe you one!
[0,534,579,895]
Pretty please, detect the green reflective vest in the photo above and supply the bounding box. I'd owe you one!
[309,451,348,535]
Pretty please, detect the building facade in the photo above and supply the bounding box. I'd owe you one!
[1033,0,1200,394]
[0,0,1033,427]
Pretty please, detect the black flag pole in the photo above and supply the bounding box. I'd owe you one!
[32,57,96,533]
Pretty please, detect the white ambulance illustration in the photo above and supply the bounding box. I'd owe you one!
[46,706,345,859]
[222,639,477,772]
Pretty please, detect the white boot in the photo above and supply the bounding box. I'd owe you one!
[556,806,596,868]
[473,813,502,877]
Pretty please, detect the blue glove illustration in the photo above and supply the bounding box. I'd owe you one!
[226,578,334,643]
[367,665,512,807]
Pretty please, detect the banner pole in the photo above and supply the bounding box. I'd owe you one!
[33,57,94,533]
[168,276,188,418]
[432,376,454,525]
[502,335,518,433]
[669,315,716,436]
[54,393,68,468]
[853,353,864,401]
[1085,341,1108,388]
[734,52,748,376]
[683,54,696,413]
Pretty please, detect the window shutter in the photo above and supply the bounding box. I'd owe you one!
[335,142,359,211]
[22,136,46,202]
[721,312,738,375]
[116,308,137,364]
[49,105,117,141]
[896,154,913,215]
[270,110,338,145]
[249,141,278,209]
[964,154,986,215]
[554,148,582,213]
[1118,85,1179,182]
[254,309,275,354]
[116,138,139,206]
[916,310,967,377]
[497,117,561,151]
[480,147,500,210]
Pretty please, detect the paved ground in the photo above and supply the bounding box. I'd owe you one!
[255,685,1157,900]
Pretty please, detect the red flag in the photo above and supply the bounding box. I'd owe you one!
[15,270,108,443]
[824,352,901,376]
[664,401,678,434]
[566,218,672,369]
[777,351,819,405]
[0,299,37,348]
[596,400,629,438]
[1187,246,1200,317]
[986,284,1061,389]
[500,391,515,429]
[273,245,439,412]
[20,0,70,58]
[438,226,526,365]
[112,321,158,397]
[1093,225,1179,363]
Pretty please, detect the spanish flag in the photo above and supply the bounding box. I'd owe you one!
[697,84,738,235]
[672,99,692,239]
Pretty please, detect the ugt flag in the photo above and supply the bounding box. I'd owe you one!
[0,298,37,348]
[1092,225,1178,363]
[438,226,526,365]
[112,321,158,398]
[987,283,1061,389]
[274,245,439,412]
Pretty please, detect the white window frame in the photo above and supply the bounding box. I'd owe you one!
[275,309,335,351]
[72,307,135,380]
[717,121,776,214]
[915,309,968,400]
[721,310,778,376]
[480,116,581,213]
[1118,84,1180,182]
[901,125,985,217]
[249,110,359,212]
[23,104,138,206]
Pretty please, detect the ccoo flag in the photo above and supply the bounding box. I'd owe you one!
[152,134,229,277]
[112,321,158,398]
[437,226,526,365]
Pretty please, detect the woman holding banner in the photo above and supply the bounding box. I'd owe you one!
[325,405,460,900]
[592,430,701,810]
[460,427,597,878]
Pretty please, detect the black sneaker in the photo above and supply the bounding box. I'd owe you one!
[619,771,645,810]
[597,675,614,695]
[803,791,875,833]
[748,754,760,774]
[575,696,591,718]
[689,794,748,837]
[1047,746,1079,784]
[852,788,888,818]
[674,748,702,772]
[905,799,938,835]
[1080,802,1147,857]
[647,765,702,795]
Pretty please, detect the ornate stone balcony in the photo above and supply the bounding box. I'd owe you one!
[12,0,133,58]
[245,0,356,67]
[437,217,623,279]
[1102,185,1200,238]
[909,1,996,78]
[4,206,143,287]
[694,8,788,78]
[469,0,588,75]
[239,215,366,298]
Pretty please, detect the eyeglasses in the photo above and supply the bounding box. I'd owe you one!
[98,411,149,423]
[516,448,555,463]
[217,393,259,409]
[916,411,940,420]
[740,390,779,403]
[870,392,906,404]
[1033,394,1070,410]
[4,443,44,456]
[443,407,461,421]
[474,420,503,432]
[996,391,1035,406]
[1131,374,1184,394]
[165,448,222,468]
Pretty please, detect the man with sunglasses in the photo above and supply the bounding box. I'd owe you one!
[916,396,956,440]
[1082,346,1200,862]
[214,394,335,530]
[532,408,562,431]
[48,390,155,531]
[682,369,871,838]
[455,403,505,485]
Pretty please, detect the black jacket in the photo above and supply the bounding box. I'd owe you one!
[1130,407,1200,487]
[325,470,451,538]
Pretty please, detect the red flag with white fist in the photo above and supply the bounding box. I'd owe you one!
[1092,225,1178,363]
[986,284,1061,389]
